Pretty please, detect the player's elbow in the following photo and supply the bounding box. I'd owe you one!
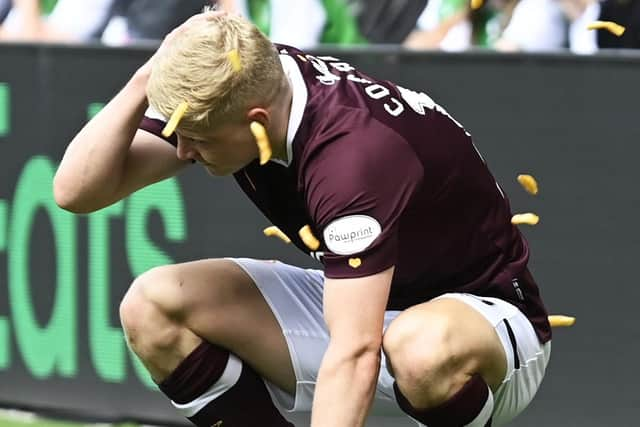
[53,175,98,214]
[335,339,382,385]
[334,334,383,361]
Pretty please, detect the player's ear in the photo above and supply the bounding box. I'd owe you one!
[246,107,270,127]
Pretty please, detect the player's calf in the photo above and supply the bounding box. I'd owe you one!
[158,341,294,427]
[119,267,293,427]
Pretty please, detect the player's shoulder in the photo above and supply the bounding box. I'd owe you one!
[301,110,422,187]
[316,107,410,157]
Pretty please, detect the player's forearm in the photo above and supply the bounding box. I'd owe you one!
[311,342,381,427]
[53,69,149,213]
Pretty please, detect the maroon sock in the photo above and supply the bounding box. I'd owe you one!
[158,341,293,427]
[393,373,493,427]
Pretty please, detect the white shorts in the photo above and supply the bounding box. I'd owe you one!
[231,258,551,426]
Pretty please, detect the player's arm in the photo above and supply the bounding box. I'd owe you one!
[53,66,187,214]
[307,119,423,426]
[311,267,393,427]
[53,12,225,213]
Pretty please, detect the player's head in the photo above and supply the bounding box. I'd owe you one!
[147,12,284,135]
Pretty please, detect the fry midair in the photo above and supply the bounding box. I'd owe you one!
[263,226,291,244]
[299,225,320,251]
[517,174,539,195]
[548,315,576,327]
[511,213,540,225]
[587,21,626,37]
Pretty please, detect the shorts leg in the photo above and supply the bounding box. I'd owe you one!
[434,293,551,426]
[229,258,326,411]
[228,258,409,419]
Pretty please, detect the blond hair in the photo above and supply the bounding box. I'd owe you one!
[147,14,283,135]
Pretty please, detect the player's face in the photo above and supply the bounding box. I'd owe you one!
[176,121,259,176]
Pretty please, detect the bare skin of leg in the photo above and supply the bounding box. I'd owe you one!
[119,259,296,393]
[382,297,508,410]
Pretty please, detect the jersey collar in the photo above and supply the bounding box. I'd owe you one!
[271,53,307,167]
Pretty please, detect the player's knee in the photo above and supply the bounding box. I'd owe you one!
[123,265,187,318]
[120,266,186,356]
[384,311,466,407]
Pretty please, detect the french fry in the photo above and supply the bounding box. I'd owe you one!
[548,315,576,327]
[517,174,539,195]
[162,101,189,137]
[263,226,291,244]
[587,21,626,37]
[250,121,272,165]
[227,49,242,72]
[511,213,540,225]
[299,225,320,251]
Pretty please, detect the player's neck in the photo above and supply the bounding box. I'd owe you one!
[269,76,294,163]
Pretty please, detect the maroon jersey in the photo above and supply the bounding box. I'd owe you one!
[140,45,551,343]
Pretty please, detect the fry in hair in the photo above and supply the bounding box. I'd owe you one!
[227,49,242,72]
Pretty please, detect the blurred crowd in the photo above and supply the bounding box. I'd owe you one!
[0,0,638,53]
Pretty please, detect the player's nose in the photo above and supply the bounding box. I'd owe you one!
[176,136,197,161]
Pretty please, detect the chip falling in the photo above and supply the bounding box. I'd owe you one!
[587,21,626,37]
[511,213,540,225]
[299,225,320,251]
[517,174,539,195]
[470,0,484,10]
[263,226,291,243]
[548,315,576,327]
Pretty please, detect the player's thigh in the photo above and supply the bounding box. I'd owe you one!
[132,257,296,392]
[383,295,508,396]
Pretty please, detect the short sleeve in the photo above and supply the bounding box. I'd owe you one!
[305,120,424,279]
[139,107,178,147]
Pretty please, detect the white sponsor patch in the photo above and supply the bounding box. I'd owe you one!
[323,215,382,255]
